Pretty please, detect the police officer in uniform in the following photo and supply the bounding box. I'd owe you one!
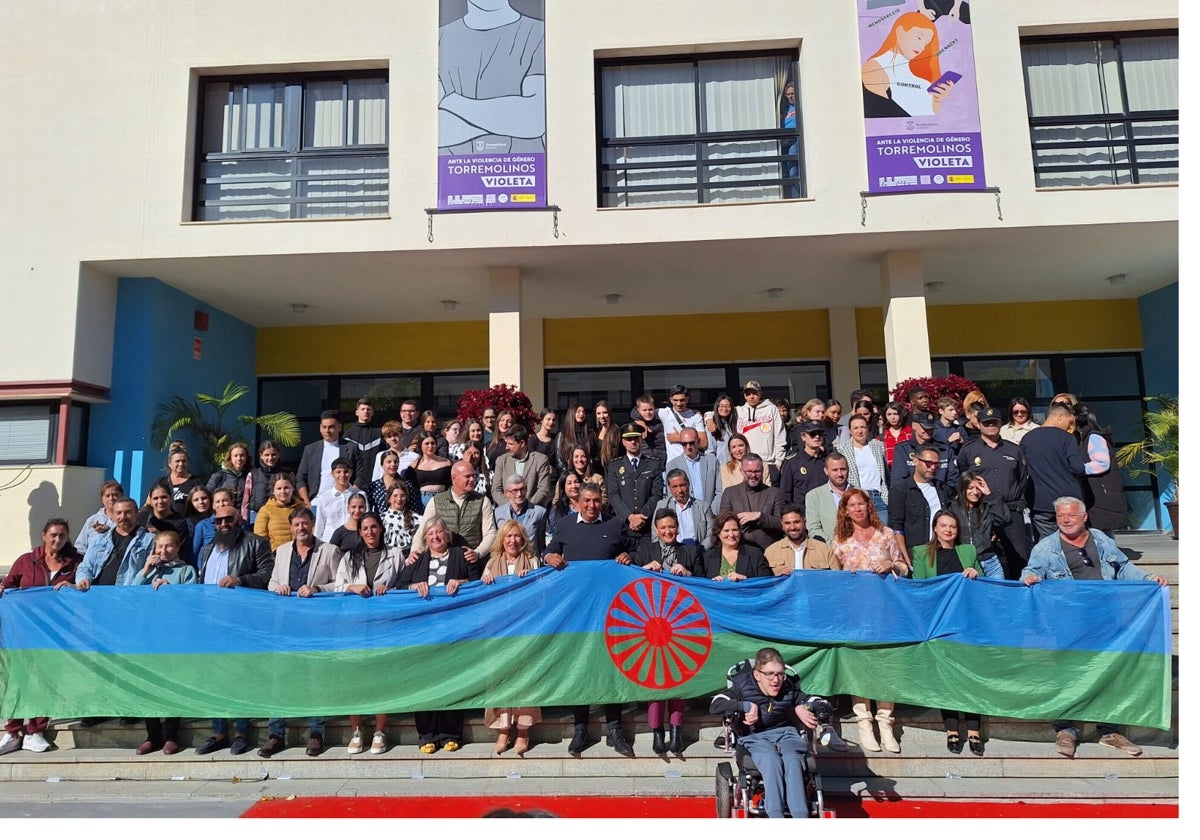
[605,422,665,553]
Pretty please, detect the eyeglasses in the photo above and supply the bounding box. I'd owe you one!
[1012,408,1029,415]
[681,440,699,447]
[1076,548,1093,567]
[804,431,823,437]
[755,669,786,680]
[915,458,940,467]
[213,515,237,525]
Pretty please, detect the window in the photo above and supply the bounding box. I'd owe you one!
[598,52,801,207]
[0,402,88,465]
[1022,33,1178,187]
[196,71,388,220]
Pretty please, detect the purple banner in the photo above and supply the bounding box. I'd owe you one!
[438,1,547,210]
[857,0,987,193]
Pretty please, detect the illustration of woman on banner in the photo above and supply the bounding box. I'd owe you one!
[861,11,956,118]
[438,0,546,155]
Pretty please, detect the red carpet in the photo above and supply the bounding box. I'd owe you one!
[242,795,1177,819]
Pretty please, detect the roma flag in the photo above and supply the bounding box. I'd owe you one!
[0,564,1171,728]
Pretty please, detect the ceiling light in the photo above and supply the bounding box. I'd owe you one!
[290,303,309,314]
[1107,274,1127,286]
[441,299,458,311]
[924,281,944,293]
[605,294,621,305]
[767,288,784,300]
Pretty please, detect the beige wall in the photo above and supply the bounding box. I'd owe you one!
[0,466,106,574]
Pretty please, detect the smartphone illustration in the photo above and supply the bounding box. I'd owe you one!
[928,71,963,92]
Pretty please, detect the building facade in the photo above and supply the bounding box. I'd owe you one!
[0,0,1179,562]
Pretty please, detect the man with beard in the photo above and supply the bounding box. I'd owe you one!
[718,453,785,552]
[194,502,274,756]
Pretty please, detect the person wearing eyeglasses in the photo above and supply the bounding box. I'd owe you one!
[709,647,821,818]
[1000,397,1039,445]
[1021,496,1168,759]
[887,444,953,565]
[891,411,959,488]
[779,421,828,511]
[665,427,719,512]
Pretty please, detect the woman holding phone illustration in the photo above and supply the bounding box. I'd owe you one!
[862,11,956,117]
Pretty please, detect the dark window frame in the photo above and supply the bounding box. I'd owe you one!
[595,49,804,207]
[0,400,89,467]
[1021,30,1178,187]
[193,69,390,221]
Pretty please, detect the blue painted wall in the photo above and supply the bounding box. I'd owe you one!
[1136,282,1179,529]
[87,278,256,502]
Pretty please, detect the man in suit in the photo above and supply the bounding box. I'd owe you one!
[765,503,839,574]
[804,451,850,543]
[605,422,665,552]
[259,507,342,758]
[296,410,361,505]
[719,453,785,552]
[665,427,719,512]
[888,445,953,563]
[490,424,553,508]
[654,469,715,550]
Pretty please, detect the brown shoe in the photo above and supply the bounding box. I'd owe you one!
[1099,732,1142,756]
[257,734,287,758]
[1055,730,1076,758]
[306,733,324,757]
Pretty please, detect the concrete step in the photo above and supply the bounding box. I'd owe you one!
[5,710,1176,804]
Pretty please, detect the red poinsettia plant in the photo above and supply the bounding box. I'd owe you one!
[457,384,539,431]
[890,374,981,411]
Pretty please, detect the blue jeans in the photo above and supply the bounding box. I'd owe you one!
[867,489,888,523]
[211,718,249,736]
[268,717,325,737]
[739,727,810,819]
[979,552,1004,579]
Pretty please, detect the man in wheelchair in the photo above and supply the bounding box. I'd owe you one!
[710,647,819,818]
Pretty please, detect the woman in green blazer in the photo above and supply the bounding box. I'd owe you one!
[910,510,986,756]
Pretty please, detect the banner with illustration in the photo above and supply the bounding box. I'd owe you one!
[0,564,1171,729]
[857,0,987,192]
[437,0,547,210]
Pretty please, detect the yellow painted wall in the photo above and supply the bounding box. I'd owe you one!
[857,300,1143,358]
[543,311,830,366]
[256,300,1144,376]
[258,322,489,375]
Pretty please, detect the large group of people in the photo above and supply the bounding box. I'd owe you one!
[0,383,1169,770]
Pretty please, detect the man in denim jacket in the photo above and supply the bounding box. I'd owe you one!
[1021,495,1168,759]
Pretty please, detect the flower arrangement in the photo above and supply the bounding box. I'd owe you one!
[457,384,539,431]
[890,374,980,411]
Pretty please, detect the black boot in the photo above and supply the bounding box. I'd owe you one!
[668,725,684,755]
[652,728,666,755]
[606,723,634,757]
[567,724,589,757]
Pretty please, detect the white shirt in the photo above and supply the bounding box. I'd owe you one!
[312,484,356,542]
[854,443,884,493]
[917,481,942,540]
[877,49,934,116]
[787,539,807,570]
[318,441,340,494]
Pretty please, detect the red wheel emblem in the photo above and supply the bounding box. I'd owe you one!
[605,578,712,689]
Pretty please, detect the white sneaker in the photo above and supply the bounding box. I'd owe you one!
[369,731,387,755]
[22,732,51,752]
[0,732,22,756]
[347,729,364,755]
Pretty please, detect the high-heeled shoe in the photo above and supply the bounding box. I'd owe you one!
[514,731,530,757]
[494,728,513,756]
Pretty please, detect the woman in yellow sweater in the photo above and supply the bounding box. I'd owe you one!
[254,473,307,551]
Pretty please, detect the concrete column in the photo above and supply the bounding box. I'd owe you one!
[487,268,544,407]
[827,307,860,402]
[880,251,931,388]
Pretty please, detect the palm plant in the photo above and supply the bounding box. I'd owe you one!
[150,382,301,473]
[1115,395,1178,501]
